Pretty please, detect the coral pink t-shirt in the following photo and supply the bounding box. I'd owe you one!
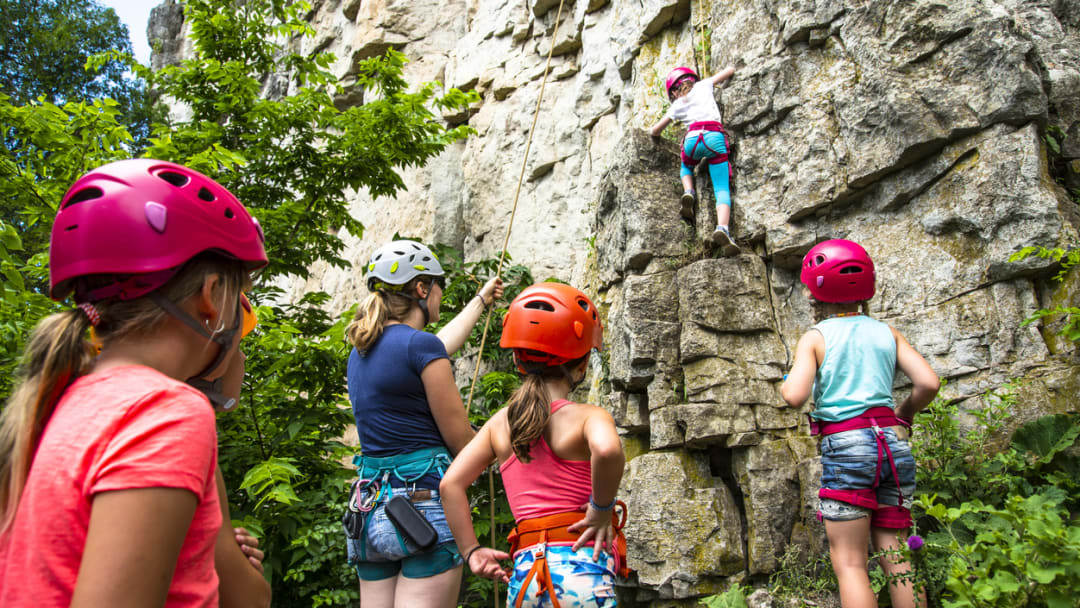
[0,365,221,607]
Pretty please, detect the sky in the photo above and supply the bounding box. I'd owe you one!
[99,0,154,65]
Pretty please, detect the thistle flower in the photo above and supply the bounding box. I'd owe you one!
[907,535,924,551]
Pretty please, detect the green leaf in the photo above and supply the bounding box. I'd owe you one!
[1011,414,1080,464]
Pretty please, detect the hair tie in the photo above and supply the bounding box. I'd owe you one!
[77,302,101,327]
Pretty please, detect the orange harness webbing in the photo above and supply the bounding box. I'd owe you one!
[506,503,629,608]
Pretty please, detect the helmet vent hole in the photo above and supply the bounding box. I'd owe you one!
[814,254,826,266]
[576,299,589,313]
[63,187,103,208]
[224,208,235,219]
[157,171,189,187]
[839,266,862,274]
[374,254,382,260]
[524,301,555,312]
[197,187,215,202]
[64,224,79,231]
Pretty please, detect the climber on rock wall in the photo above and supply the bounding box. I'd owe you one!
[781,239,941,608]
[649,65,739,256]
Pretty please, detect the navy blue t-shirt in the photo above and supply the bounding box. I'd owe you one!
[347,324,450,487]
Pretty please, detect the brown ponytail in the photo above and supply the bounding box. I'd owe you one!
[346,277,432,353]
[0,253,247,531]
[507,354,589,463]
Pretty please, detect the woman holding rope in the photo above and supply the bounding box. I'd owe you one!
[441,283,627,608]
[344,240,502,607]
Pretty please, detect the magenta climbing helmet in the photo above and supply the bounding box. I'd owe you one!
[800,239,876,303]
[49,159,269,302]
[665,66,698,100]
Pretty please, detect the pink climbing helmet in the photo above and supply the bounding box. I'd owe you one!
[665,66,698,100]
[800,239,876,303]
[49,159,268,302]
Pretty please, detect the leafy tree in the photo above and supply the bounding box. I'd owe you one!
[0,0,152,137]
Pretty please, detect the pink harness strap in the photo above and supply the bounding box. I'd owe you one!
[681,121,734,177]
[815,407,913,529]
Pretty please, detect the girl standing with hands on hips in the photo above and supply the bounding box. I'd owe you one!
[440,283,628,608]
[0,159,268,607]
[344,240,502,608]
[781,239,940,608]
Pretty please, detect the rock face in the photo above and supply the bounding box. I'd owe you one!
[151,0,1080,603]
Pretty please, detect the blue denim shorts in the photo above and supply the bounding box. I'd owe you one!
[508,543,617,608]
[346,493,462,580]
[819,427,916,523]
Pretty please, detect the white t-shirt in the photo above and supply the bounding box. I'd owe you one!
[664,79,722,125]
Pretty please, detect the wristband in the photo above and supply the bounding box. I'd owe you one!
[463,545,483,568]
[589,495,616,512]
[475,293,490,307]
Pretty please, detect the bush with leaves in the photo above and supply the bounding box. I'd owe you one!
[1008,246,1080,346]
[905,383,1080,607]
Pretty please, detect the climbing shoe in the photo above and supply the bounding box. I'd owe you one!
[712,225,739,256]
[680,190,696,219]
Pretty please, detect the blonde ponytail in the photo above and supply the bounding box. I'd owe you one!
[346,277,430,353]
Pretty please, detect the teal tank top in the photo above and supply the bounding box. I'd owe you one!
[811,316,897,422]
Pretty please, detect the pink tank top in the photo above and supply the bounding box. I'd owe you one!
[499,400,592,522]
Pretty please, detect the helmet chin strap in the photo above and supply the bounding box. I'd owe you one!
[148,292,241,410]
[398,278,437,327]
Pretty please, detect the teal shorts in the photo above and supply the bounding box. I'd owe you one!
[347,496,462,580]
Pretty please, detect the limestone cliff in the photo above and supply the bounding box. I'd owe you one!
[151,0,1080,603]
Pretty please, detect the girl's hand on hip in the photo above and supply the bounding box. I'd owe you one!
[567,504,616,562]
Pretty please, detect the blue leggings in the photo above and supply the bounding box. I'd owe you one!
[680,130,731,208]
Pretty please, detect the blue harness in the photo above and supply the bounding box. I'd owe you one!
[348,446,452,560]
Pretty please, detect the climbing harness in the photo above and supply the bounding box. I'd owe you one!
[681,120,735,179]
[346,447,453,560]
[811,407,913,529]
[506,503,630,608]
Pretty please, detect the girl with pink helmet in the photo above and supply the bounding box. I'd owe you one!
[0,159,269,606]
[781,239,940,608]
[648,65,738,255]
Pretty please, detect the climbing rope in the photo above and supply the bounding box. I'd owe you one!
[462,0,569,606]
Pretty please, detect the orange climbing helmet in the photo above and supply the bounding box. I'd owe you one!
[500,283,603,369]
[665,66,698,100]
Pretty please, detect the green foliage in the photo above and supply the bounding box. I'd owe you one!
[699,585,750,607]
[135,0,479,283]
[768,543,838,606]
[907,383,1080,607]
[0,94,134,395]
[1009,246,1080,344]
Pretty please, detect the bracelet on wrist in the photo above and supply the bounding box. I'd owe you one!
[463,545,483,568]
[588,495,616,512]
[475,293,490,307]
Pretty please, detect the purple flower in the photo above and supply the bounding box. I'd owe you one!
[907,535,924,551]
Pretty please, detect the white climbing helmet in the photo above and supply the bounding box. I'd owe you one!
[364,240,445,291]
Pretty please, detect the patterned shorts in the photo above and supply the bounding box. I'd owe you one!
[508,543,617,608]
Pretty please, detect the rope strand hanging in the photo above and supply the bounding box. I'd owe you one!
[462,0,568,606]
